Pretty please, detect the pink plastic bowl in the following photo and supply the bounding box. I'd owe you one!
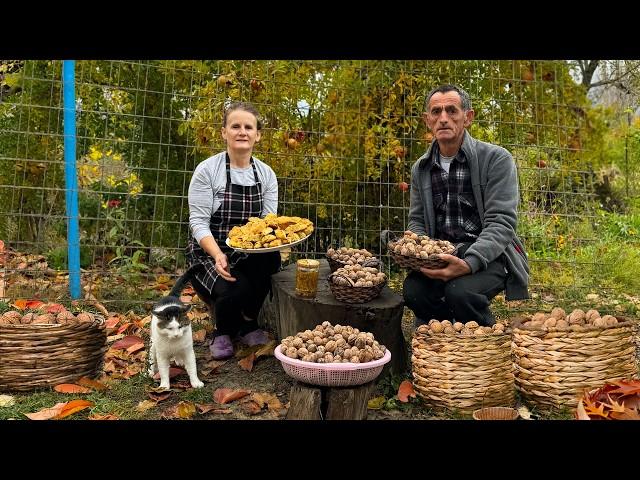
[275,346,391,387]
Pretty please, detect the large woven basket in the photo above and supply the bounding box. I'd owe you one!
[411,330,515,415]
[326,249,382,273]
[0,316,107,392]
[328,273,386,304]
[511,316,639,409]
[388,251,449,270]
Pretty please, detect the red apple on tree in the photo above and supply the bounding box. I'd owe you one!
[398,181,409,192]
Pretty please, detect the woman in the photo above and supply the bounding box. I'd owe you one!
[186,102,281,360]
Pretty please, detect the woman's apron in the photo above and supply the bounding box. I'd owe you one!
[186,153,263,294]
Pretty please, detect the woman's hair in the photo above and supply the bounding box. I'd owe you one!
[223,101,263,130]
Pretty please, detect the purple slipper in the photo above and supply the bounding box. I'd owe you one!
[239,329,270,347]
[210,334,234,360]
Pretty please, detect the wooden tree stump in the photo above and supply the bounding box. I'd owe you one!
[286,381,375,420]
[259,259,407,375]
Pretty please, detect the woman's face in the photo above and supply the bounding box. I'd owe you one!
[221,109,261,153]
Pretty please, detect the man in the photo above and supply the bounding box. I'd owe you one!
[403,84,529,327]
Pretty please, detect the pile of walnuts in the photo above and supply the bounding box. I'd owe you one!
[416,319,507,336]
[327,247,376,266]
[330,264,386,287]
[388,231,455,259]
[0,309,97,325]
[518,308,620,331]
[279,321,386,364]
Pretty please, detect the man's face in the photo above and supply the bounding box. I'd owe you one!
[423,91,474,147]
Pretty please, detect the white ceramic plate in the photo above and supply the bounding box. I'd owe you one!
[225,233,312,253]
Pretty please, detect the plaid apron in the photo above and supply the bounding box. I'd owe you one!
[186,153,263,294]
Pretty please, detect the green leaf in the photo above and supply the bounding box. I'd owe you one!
[367,396,386,410]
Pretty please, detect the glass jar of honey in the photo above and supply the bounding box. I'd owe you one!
[295,259,320,298]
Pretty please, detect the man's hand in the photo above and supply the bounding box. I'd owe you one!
[420,253,471,282]
[214,253,236,282]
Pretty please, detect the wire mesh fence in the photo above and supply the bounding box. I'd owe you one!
[0,59,634,310]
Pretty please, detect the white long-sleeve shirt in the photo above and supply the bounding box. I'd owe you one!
[188,151,278,243]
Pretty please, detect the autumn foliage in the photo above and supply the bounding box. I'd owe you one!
[576,379,640,420]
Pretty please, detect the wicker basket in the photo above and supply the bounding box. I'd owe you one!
[388,250,449,270]
[328,273,386,304]
[472,406,519,420]
[411,330,515,415]
[0,316,107,392]
[511,316,639,409]
[275,346,391,387]
[326,249,382,273]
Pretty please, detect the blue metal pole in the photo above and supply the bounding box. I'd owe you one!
[63,60,81,299]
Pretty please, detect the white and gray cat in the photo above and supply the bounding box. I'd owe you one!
[148,269,204,389]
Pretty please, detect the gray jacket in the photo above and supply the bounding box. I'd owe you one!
[408,130,529,300]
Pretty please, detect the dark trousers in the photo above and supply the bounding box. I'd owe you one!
[402,246,507,327]
[191,252,281,337]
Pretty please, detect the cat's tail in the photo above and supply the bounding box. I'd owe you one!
[169,266,199,297]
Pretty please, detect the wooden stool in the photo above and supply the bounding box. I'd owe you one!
[259,259,407,375]
[286,380,375,420]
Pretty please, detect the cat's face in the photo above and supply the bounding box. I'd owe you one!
[152,297,191,339]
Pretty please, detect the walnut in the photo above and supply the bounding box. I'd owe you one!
[555,319,569,330]
[292,337,304,348]
[33,313,55,325]
[465,321,479,329]
[550,307,566,319]
[349,355,361,363]
[430,321,444,333]
[567,309,586,325]
[543,317,557,328]
[585,309,600,322]
[297,347,309,358]
[307,343,317,353]
[285,347,298,358]
[301,354,314,362]
[592,317,606,328]
[443,326,456,334]
[56,311,76,324]
[325,340,337,353]
[602,315,618,327]
[21,313,36,324]
[347,334,357,345]
[474,327,486,335]
[2,311,23,324]
[76,312,95,323]
[453,322,464,332]
[532,312,547,323]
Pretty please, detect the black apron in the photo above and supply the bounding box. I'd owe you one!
[186,153,263,294]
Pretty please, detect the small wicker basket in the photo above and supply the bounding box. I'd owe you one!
[0,315,107,392]
[326,248,382,273]
[511,316,639,409]
[472,406,519,420]
[389,251,450,270]
[411,329,515,415]
[328,273,386,304]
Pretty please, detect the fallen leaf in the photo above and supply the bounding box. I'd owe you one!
[192,329,206,343]
[105,317,120,329]
[517,405,532,420]
[88,413,119,420]
[575,400,591,420]
[397,380,416,403]
[112,335,144,350]
[238,352,256,372]
[255,340,277,358]
[77,377,108,391]
[45,303,66,314]
[367,396,386,410]
[54,384,92,394]
[235,344,261,359]
[251,392,283,411]
[12,299,28,310]
[177,401,197,419]
[241,400,263,415]
[136,400,158,413]
[126,342,145,354]
[196,404,232,415]
[213,388,251,404]
[55,399,94,419]
[25,402,67,420]
[25,300,45,310]
[608,379,640,397]
[148,390,173,402]
[116,323,133,335]
[0,395,16,407]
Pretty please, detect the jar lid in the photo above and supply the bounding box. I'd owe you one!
[297,259,320,268]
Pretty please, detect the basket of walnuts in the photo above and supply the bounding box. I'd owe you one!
[328,264,387,304]
[511,308,638,409]
[326,246,382,273]
[274,321,392,387]
[411,319,514,414]
[0,306,107,392]
[388,231,456,270]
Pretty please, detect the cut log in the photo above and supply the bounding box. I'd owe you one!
[286,381,375,420]
[259,259,407,375]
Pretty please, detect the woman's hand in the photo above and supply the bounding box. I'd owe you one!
[214,253,236,282]
[420,253,471,282]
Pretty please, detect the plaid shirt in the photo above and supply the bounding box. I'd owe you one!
[429,149,482,242]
